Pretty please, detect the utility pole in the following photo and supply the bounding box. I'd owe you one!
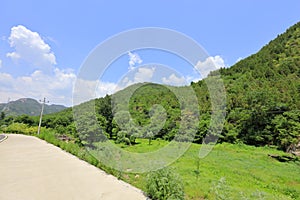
[37,97,49,135]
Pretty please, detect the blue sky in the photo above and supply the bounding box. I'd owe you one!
[0,0,299,106]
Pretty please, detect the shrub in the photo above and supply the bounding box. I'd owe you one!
[146,168,184,200]
[5,123,37,135]
[209,177,230,200]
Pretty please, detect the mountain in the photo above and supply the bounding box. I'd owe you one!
[215,21,300,110]
[195,21,300,149]
[0,98,67,116]
[3,22,299,153]
[106,21,300,150]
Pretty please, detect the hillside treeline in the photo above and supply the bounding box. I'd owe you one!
[1,22,299,152]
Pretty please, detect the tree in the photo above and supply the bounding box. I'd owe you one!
[272,111,300,152]
[194,113,210,143]
[75,112,108,147]
[15,114,35,126]
[0,112,5,121]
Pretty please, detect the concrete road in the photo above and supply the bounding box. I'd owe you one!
[0,134,147,200]
[0,134,5,141]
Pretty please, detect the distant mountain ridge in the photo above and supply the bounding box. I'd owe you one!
[0,98,67,116]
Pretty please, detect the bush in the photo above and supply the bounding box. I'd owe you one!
[146,168,184,200]
[209,177,230,200]
[5,123,37,135]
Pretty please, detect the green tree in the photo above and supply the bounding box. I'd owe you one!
[75,112,107,147]
[15,114,35,126]
[272,111,300,152]
[0,112,5,121]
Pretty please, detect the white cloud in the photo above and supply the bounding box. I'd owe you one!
[0,67,118,106]
[96,81,117,97]
[0,68,76,106]
[116,67,156,90]
[162,73,186,86]
[73,78,117,105]
[6,25,56,70]
[0,59,2,68]
[1,25,121,106]
[134,67,155,82]
[128,51,142,70]
[73,79,98,104]
[195,55,225,78]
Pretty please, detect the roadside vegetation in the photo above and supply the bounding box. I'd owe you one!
[1,22,300,199]
[1,126,299,199]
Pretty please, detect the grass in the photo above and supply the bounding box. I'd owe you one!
[4,127,300,199]
[115,138,169,152]
[175,143,300,199]
[114,139,300,199]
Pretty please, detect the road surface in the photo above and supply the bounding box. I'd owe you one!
[0,134,147,200]
[0,134,5,141]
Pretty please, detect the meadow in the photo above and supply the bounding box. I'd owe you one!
[117,138,300,199]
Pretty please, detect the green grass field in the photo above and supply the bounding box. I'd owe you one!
[116,139,300,199]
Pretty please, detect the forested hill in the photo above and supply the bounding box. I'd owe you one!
[47,22,300,152]
[0,98,67,116]
[217,21,300,110]
[2,22,299,153]
[192,21,300,150]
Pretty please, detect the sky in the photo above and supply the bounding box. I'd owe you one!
[0,0,299,106]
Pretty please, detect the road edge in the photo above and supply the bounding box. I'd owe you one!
[0,134,8,143]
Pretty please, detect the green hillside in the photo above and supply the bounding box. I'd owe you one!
[108,21,300,151]
[0,98,67,116]
[213,21,300,150]
[1,21,300,200]
[5,22,298,152]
